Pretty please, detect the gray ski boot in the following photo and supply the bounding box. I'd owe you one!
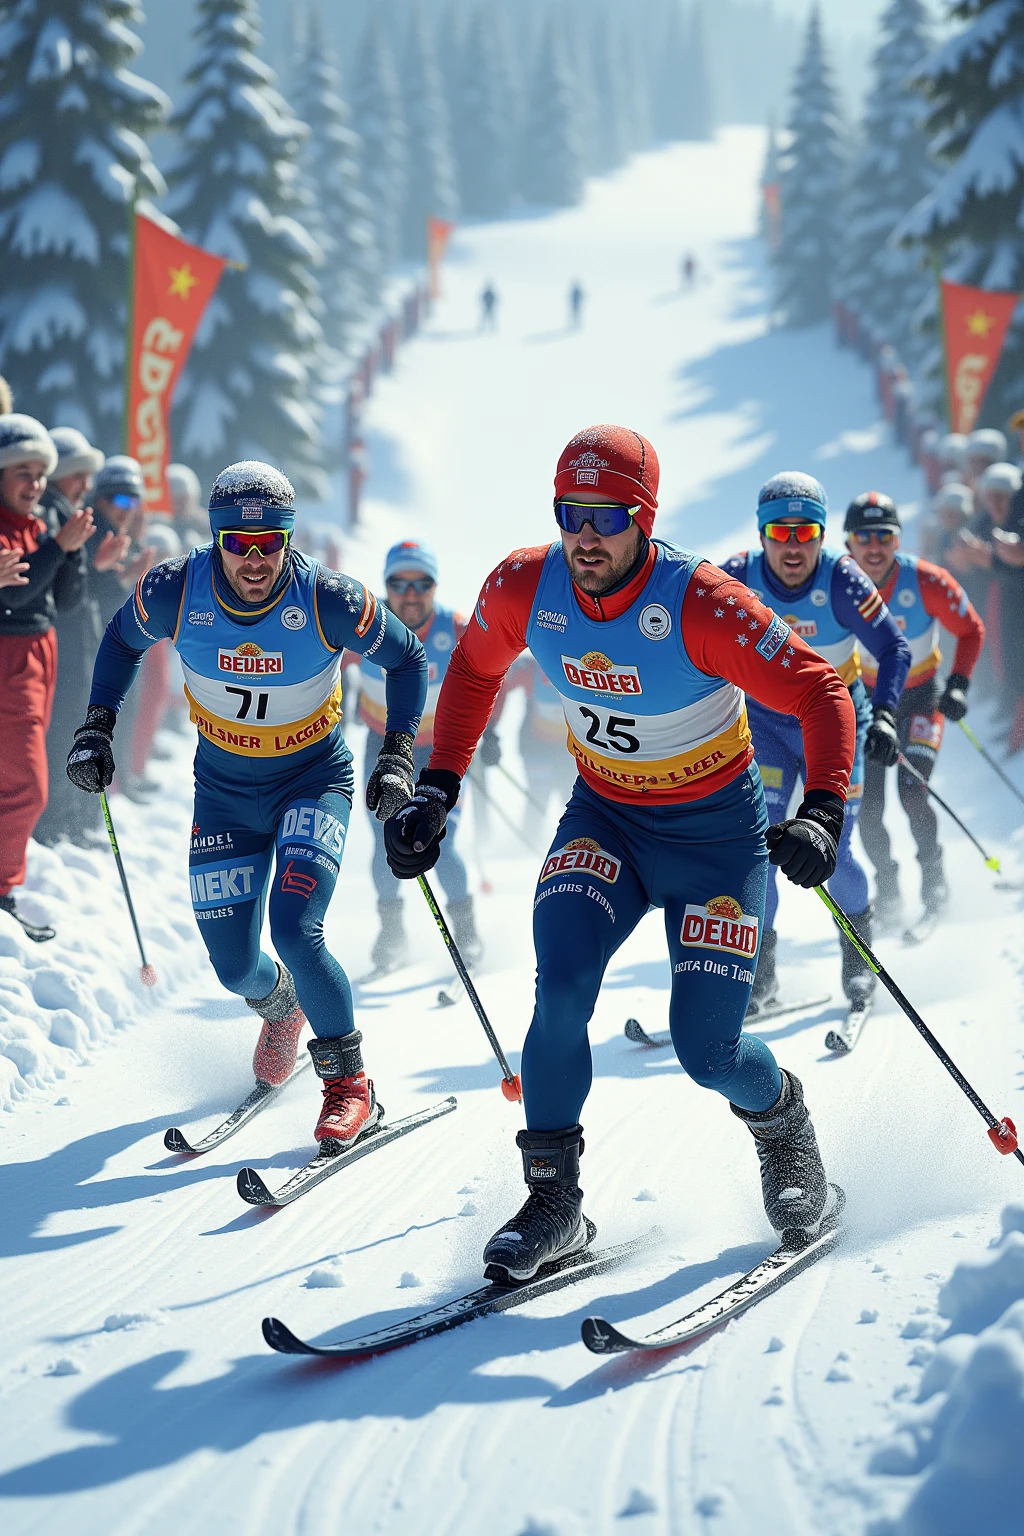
[483,1125,592,1282]
[731,1071,838,1239]
[371,900,408,973]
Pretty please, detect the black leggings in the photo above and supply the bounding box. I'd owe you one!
[858,683,941,877]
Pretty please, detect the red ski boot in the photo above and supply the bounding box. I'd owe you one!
[308,1032,383,1155]
[246,963,306,1086]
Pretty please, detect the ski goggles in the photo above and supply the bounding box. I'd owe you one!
[386,575,435,595]
[762,521,822,544]
[553,500,641,537]
[849,528,897,546]
[110,493,141,511]
[217,528,291,556]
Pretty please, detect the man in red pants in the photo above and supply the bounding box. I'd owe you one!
[0,415,93,939]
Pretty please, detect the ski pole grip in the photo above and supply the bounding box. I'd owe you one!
[988,1117,1019,1155]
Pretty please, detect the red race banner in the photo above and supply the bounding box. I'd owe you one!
[426,215,456,300]
[940,279,1019,434]
[127,215,226,511]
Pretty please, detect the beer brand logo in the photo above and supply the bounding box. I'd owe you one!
[562,651,642,695]
[680,895,758,957]
[217,642,284,675]
[540,836,621,885]
[569,449,609,486]
[783,615,818,638]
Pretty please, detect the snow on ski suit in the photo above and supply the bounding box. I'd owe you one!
[428,539,855,1131]
[88,547,426,1037]
[722,548,910,930]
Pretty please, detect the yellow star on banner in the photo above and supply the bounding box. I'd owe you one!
[966,308,995,337]
[168,262,198,300]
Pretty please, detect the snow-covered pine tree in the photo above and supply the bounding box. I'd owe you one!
[452,4,514,218]
[402,1,458,259]
[774,6,846,327]
[351,16,407,275]
[165,0,327,497]
[520,14,585,207]
[839,0,934,366]
[679,2,714,141]
[292,4,378,367]
[899,0,1024,422]
[0,0,167,445]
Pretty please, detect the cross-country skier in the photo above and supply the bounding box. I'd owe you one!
[344,538,484,972]
[844,492,985,924]
[496,654,577,837]
[66,463,427,1153]
[720,476,910,1023]
[382,426,857,1282]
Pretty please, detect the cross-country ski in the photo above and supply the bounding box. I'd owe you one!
[4,26,1024,1534]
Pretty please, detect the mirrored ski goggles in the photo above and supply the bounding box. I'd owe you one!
[762,520,822,544]
[110,493,141,511]
[386,575,435,595]
[217,528,291,557]
[553,500,641,537]
[849,528,897,546]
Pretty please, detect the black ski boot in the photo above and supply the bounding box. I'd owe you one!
[483,1125,592,1282]
[745,928,778,1020]
[447,897,483,967]
[371,900,407,973]
[836,902,876,1008]
[873,860,902,926]
[731,1071,837,1239]
[0,894,55,944]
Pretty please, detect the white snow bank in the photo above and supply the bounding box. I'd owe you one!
[870,1204,1024,1535]
[0,745,205,1111]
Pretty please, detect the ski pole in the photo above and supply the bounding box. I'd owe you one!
[959,720,1024,809]
[417,873,522,1102]
[100,790,157,986]
[814,886,1022,1165]
[495,761,550,819]
[897,752,1000,872]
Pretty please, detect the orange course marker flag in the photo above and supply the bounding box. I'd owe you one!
[426,215,456,300]
[940,278,1019,434]
[127,215,227,512]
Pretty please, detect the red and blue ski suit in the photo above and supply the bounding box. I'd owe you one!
[428,539,855,1130]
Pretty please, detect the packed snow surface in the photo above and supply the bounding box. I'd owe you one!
[2,130,1024,1536]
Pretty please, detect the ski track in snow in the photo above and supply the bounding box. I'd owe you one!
[2,129,1024,1536]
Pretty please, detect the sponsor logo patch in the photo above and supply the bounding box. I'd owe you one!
[218,642,283,675]
[756,614,791,660]
[759,765,784,790]
[561,650,642,695]
[810,588,828,607]
[281,605,307,630]
[783,614,818,638]
[189,863,257,905]
[569,449,609,486]
[639,602,672,640]
[536,608,568,633]
[908,713,942,751]
[238,501,264,521]
[680,894,759,958]
[433,630,451,652]
[188,610,215,626]
[898,588,916,607]
[540,836,621,885]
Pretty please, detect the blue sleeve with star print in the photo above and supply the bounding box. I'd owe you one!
[89,558,187,712]
[314,567,427,738]
[828,555,910,714]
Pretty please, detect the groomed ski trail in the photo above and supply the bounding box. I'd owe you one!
[2,129,1023,1536]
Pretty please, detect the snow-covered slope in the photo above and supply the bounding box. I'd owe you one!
[2,129,1023,1536]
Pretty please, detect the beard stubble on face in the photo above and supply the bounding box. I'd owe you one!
[562,526,645,595]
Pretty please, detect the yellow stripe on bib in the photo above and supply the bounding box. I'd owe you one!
[185,682,344,757]
[567,707,751,794]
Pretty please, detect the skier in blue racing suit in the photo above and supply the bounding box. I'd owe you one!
[66,461,428,1153]
[722,472,910,1017]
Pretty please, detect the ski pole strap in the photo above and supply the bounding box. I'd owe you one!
[100,790,150,970]
[496,761,550,818]
[416,873,522,1102]
[959,720,1024,809]
[814,885,1024,1166]
[896,752,1000,872]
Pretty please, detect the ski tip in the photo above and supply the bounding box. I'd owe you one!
[437,990,456,1008]
[237,1166,274,1206]
[163,1127,193,1153]
[580,1315,633,1355]
[824,1029,850,1055]
[262,1316,316,1355]
[624,1017,643,1042]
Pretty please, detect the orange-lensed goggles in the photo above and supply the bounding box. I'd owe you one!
[762,521,822,544]
[217,528,291,556]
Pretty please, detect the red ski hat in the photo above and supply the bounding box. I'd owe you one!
[554,425,660,535]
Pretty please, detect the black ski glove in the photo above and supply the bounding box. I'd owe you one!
[766,790,843,889]
[66,704,116,793]
[383,769,460,879]
[865,705,900,767]
[938,673,970,723]
[478,726,501,768]
[365,730,416,821]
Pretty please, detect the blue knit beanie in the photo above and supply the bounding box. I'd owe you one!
[384,538,439,584]
[756,471,828,531]
[208,460,295,537]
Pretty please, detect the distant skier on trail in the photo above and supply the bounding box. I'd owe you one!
[66,462,428,1155]
[569,281,585,329]
[721,476,910,1036]
[843,492,984,928]
[480,282,498,331]
[344,538,485,973]
[384,425,856,1284]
